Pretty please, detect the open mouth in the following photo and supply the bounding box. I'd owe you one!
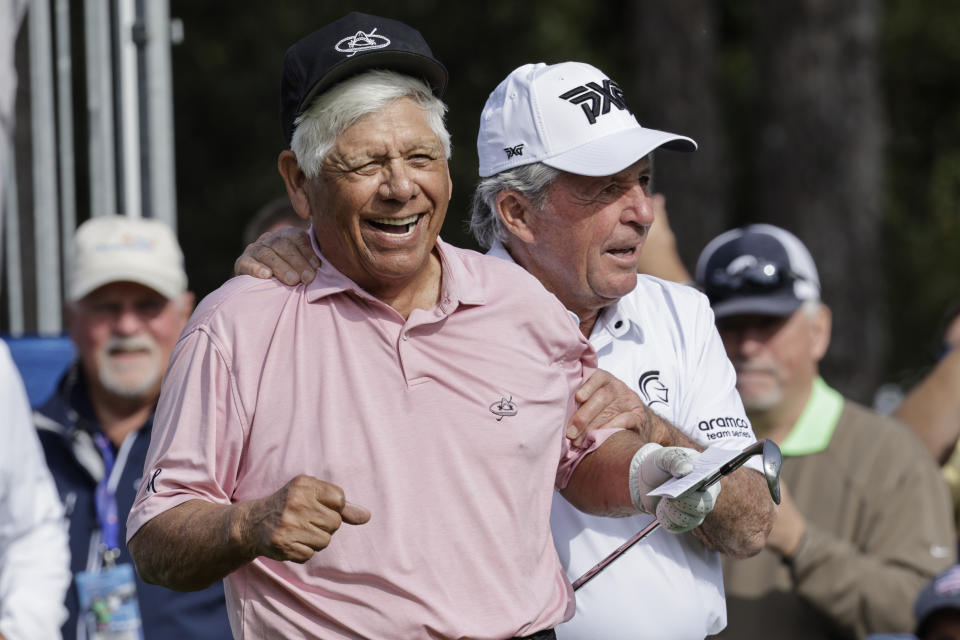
[606,246,637,258]
[367,213,425,236]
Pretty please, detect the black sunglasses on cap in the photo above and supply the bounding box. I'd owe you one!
[708,259,804,293]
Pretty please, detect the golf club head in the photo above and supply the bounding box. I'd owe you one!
[761,438,783,505]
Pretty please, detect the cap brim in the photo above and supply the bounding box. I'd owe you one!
[543,126,696,177]
[711,294,803,320]
[298,50,448,115]
[70,269,185,302]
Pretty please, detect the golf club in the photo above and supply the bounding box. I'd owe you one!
[571,438,782,591]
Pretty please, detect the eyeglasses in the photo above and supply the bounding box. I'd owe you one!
[708,259,801,293]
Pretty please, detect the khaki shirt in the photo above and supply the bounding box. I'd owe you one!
[715,379,956,639]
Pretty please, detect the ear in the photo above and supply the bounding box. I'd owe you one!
[277,150,312,221]
[179,291,196,321]
[809,303,832,363]
[495,190,538,244]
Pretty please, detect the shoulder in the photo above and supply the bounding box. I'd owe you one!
[621,275,712,319]
[182,275,305,347]
[618,276,717,347]
[456,245,563,299]
[831,399,940,481]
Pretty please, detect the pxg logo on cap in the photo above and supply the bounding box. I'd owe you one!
[558,77,632,126]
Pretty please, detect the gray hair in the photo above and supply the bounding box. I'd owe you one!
[291,70,451,179]
[469,162,561,250]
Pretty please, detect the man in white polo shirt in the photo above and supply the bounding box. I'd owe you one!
[471,62,774,640]
[242,61,776,639]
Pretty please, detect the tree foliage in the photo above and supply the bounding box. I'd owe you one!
[166,1,960,400]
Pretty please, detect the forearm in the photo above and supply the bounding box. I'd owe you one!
[691,467,774,558]
[561,430,642,516]
[786,523,948,635]
[129,499,259,591]
[894,349,960,463]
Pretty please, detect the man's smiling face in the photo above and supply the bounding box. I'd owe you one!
[306,97,452,297]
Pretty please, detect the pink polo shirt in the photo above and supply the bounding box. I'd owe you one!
[127,238,607,639]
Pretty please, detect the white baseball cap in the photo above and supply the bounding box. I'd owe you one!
[68,216,188,302]
[477,61,697,178]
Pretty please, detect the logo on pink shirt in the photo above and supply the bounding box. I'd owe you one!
[489,396,518,421]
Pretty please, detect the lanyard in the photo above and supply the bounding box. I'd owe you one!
[92,432,121,566]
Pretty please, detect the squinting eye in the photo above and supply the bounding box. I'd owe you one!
[353,163,380,175]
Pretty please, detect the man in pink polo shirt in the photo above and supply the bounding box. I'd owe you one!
[126,13,719,639]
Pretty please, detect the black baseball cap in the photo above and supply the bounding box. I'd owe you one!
[280,12,448,147]
[694,224,821,320]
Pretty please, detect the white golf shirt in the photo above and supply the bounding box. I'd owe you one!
[0,341,70,640]
[488,241,759,639]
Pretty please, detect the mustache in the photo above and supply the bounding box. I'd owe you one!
[103,335,158,355]
[735,363,779,376]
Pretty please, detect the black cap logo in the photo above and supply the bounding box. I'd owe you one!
[335,28,391,58]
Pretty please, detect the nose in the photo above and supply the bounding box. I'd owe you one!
[728,326,768,360]
[113,305,145,336]
[378,159,418,202]
[620,184,655,227]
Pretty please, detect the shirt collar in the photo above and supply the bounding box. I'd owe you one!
[591,295,642,342]
[305,231,486,309]
[779,376,845,456]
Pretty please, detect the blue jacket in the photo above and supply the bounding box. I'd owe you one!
[35,363,233,640]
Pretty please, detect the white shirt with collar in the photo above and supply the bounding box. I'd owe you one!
[487,240,759,639]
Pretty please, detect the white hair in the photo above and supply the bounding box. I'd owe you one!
[291,70,451,179]
[469,162,561,250]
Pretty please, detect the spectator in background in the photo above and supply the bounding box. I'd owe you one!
[697,223,956,639]
[241,196,310,247]
[0,340,70,640]
[34,216,232,640]
[866,564,960,640]
[894,299,960,534]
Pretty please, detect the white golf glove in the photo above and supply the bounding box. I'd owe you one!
[628,443,721,534]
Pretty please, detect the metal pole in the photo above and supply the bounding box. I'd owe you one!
[116,0,141,218]
[3,146,23,335]
[54,0,76,278]
[29,0,61,335]
[84,0,116,218]
[143,0,176,229]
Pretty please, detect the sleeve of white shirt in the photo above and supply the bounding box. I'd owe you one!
[0,343,70,640]
[680,291,763,474]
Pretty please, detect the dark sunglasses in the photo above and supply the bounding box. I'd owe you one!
[708,259,802,293]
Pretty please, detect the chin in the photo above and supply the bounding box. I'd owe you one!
[740,389,785,413]
[98,363,162,400]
